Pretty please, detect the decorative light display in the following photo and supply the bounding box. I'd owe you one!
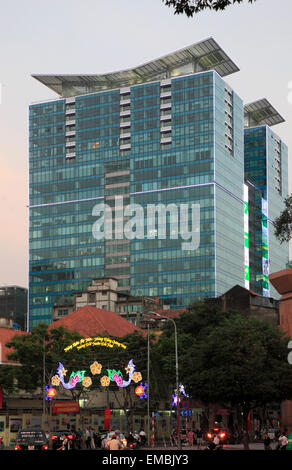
[107,369,122,381]
[64,336,127,353]
[54,358,142,392]
[172,394,181,406]
[101,376,111,387]
[82,377,92,388]
[172,384,190,407]
[56,362,87,390]
[53,333,142,396]
[107,369,123,387]
[112,373,123,387]
[121,359,136,387]
[51,375,60,386]
[135,382,148,399]
[90,361,102,375]
[179,384,189,397]
[132,372,142,383]
[45,386,56,401]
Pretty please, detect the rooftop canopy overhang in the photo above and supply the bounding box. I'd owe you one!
[32,37,239,97]
[244,98,285,128]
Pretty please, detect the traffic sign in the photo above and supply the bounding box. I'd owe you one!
[180,409,192,417]
[182,401,190,409]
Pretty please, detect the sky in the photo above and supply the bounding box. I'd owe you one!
[0,0,291,288]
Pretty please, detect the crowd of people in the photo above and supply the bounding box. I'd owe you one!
[170,427,204,448]
[53,427,146,450]
[47,425,290,451]
[263,431,288,451]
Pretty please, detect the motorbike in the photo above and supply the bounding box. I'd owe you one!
[205,441,223,451]
[128,433,141,450]
[139,434,146,446]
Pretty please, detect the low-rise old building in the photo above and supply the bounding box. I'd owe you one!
[0,286,27,331]
[205,284,279,327]
[53,277,161,326]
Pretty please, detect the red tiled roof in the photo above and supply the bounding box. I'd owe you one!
[49,305,143,338]
[0,328,27,363]
[156,309,186,319]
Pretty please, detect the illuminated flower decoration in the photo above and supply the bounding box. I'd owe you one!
[135,383,148,399]
[90,361,102,375]
[125,365,132,374]
[51,375,61,386]
[70,374,80,388]
[45,386,57,401]
[112,373,123,387]
[179,384,189,397]
[132,372,142,383]
[172,384,190,407]
[101,376,111,387]
[60,367,67,377]
[82,377,92,388]
[172,394,181,407]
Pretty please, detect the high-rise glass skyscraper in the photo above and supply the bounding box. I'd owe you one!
[28,38,288,329]
[244,99,289,298]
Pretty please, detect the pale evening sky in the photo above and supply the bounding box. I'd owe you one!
[0,0,291,288]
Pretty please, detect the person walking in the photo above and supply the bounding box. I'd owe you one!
[280,433,288,450]
[213,434,220,448]
[106,435,123,451]
[90,428,96,449]
[57,434,69,451]
[170,429,176,447]
[276,432,284,450]
[139,429,146,446]
[85,428,91,449]
[264,432,271,450]
[196,428,203,449]
[77,428,83,449]
[187,429,195,448]
[45,431,50,449]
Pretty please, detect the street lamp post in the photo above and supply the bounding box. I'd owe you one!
[147,322,150,447]
[43,337,46,428]
[144,311,181,450]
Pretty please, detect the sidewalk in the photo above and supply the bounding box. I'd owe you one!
[144,442,274,451]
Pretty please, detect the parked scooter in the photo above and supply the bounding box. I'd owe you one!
[205,436,223,451]
[128,432,141,450]
[139,432,146,447]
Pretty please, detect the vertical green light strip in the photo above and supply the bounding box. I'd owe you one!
[244,184,250,289]
[261,198,270,296]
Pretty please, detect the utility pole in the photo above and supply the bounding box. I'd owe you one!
[107,360,110,410]
[147,322,150,447]
[144,311,181,450]
[43,336,46,429]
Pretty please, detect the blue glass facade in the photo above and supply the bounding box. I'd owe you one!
[244,126,289,298]
[29,62,288,329]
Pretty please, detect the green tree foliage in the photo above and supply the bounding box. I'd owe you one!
[153,301,235,393]
[1,325,152,423]
[3,307,292,447]
[4,324,83,394]
[0,365,16,395]
[154,303,292,448]
[162,0,256,17]
[189,315,292,448]
[274,194,292,243]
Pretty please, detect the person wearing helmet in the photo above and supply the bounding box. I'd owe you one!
[107,435,123,451]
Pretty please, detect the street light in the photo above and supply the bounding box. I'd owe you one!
[142,315,155,447]
[143,310,181,450]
